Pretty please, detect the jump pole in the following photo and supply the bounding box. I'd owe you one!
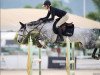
[39,48,41,75]
[27,36,33,75]
[27,36,42,75]
[66,37,75,75]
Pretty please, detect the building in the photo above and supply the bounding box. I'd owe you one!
[1,31,18,47]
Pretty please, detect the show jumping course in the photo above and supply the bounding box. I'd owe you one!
[1,8,100,75]
[27,36,75,75]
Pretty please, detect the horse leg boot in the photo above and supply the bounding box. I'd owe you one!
[55,27,64,43]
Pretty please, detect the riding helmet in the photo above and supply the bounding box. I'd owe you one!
[43,0,51,6]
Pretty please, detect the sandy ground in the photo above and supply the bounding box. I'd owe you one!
[1,69,100,75]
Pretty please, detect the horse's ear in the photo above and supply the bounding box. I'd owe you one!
[19,22,24,27]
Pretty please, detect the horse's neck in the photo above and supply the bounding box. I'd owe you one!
[36,21,57,42]
[26,25,35,32]
[26,21,55,37]
[38,22,54,31]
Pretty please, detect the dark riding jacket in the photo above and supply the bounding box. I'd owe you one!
[40,6,67,22]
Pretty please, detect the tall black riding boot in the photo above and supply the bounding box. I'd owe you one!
[55,27,64,43]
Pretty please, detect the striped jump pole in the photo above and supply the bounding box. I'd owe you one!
[66,37,75,75]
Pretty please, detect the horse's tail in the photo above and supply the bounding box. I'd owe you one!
[93,29,100,36]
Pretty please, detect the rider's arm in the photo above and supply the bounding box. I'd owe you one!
[45,11,51,18]
[39,11,50,20]
[46,7,55,22]
[46,13,55,21]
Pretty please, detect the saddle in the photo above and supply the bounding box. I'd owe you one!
[60,22,74,37]
[53,22,74,37]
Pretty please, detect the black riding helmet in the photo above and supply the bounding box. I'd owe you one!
[43,0,51,6]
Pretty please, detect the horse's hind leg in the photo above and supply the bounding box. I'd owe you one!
[92,48,97,57]
[98,48,100,58]
[92,47,99,60]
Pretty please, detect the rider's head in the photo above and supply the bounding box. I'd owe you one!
[43,0,51,9]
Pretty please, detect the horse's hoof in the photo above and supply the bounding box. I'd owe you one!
[92,55,99,60]
[98,54,100,57]
[42,45,47,49]
[37,44,42,48]
[97,55,100,59]
[96,57,100,60]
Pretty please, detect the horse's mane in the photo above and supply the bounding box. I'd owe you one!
[28,20,55,27]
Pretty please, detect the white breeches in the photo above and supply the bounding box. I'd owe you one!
[56,13,69,27]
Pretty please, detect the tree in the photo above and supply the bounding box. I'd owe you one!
[86,0,100,22]
[35,4,43,9]
[86,0,100,36]
[24,5,33,8]
[35,0,72,13]
[92,0,100,11]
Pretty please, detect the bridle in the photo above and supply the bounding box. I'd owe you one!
[17,26,29,40]
[17,20,46,41]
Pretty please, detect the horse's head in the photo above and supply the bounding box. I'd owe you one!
[17,21,44,43]
[17,22,29,43]
[16,20,57,48]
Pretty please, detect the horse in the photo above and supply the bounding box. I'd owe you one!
[16,20,100,59]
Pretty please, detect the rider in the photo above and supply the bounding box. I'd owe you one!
[39,0,69,43]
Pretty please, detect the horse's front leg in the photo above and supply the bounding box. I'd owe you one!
[35,35,46,48]
[36,40,46,48]
[39,40,46,48]
[37,40,43,48]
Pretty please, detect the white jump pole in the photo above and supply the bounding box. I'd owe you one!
[27,36,42,75]
[39,48,41,75]
[66,37,75,75]
[66,37,70,75]
[27,36,33,75]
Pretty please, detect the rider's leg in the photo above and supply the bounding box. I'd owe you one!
[56,13,69,27]
[53,18,61,34]
[55,13,69,42]
[53,18,63,43]
[54,27,64,43]
[57,27,64,41]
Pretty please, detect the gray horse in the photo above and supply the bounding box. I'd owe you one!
[16,20,100,59]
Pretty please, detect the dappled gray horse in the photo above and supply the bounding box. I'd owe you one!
[16,20,100,59]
